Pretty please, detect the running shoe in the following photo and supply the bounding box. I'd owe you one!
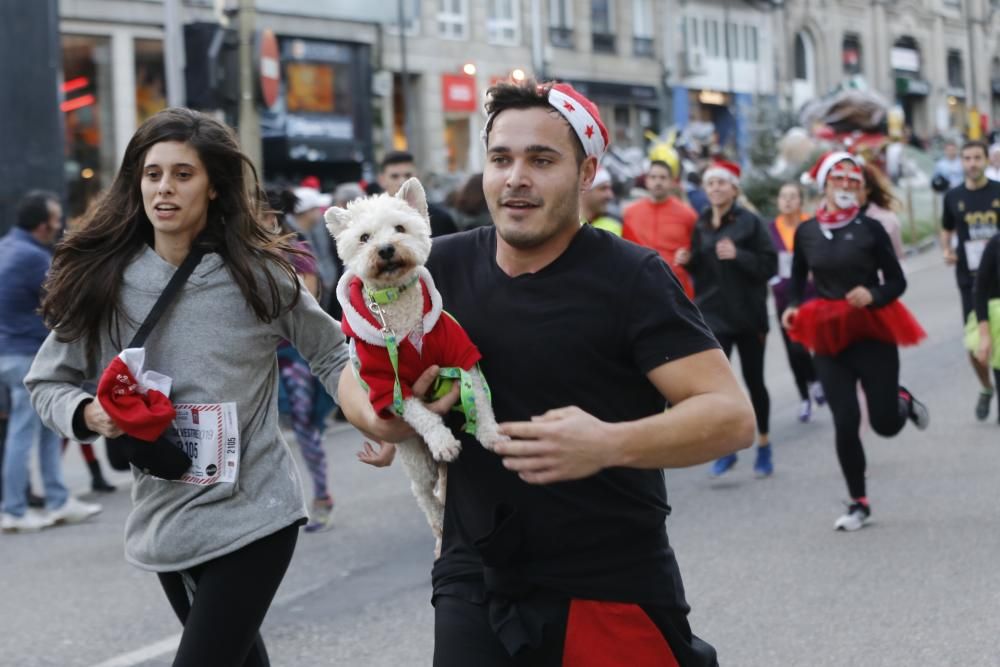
[1,511,54,533]
[47,497,102,525]
[798,400,812,423]
[753,444,773,478]
[810,381,826,406]
[710,453,738,477]
[304,497,334,533]
[975,389,993,422]
[834,501,871,531]
[898,386,929,430]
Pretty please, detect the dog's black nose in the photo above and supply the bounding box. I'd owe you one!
[378,244,396,259]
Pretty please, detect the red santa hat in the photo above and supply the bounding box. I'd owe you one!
[300,175,321,190]
[702,159,742,186]
[482,82,609,158]
[804,151,864,189]
[97,348,175,442]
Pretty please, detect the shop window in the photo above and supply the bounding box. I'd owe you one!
[61,34,115,219]
[444,117,470,173]
[438,0,468,40]
[285,61,352,115]
[947,49,964,89]
[487,0,519,45]
[135,39,167,125]
[843,34,862,75]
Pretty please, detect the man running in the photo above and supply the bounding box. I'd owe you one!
[941,140,1000,420]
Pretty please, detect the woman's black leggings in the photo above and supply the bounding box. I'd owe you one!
[778,322,817,401]
[157,523,299,667]
[716,331,770,435]
[813,340,907,500]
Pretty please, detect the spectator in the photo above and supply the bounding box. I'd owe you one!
[378,151,458,237]
[451,173,492,230]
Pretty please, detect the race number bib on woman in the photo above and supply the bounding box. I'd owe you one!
[164,403,240,485]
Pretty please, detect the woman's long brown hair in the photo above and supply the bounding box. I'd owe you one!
[41,107,303,354]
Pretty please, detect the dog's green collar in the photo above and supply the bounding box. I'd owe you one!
[366,274,420,306]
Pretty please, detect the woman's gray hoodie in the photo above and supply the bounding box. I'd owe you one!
[26,246,349,571]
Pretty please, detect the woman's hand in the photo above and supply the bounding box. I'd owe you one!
[781,307,798,330]
[357,441,396,467]
[83,400,124,439]
[845,286,873,308]
[715,238,737,261]
[674,248,691,266]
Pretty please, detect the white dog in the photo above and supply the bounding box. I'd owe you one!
[324,177,505,540]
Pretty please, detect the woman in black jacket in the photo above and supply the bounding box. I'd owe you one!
[678,160,778,479]
[782,152,928,531]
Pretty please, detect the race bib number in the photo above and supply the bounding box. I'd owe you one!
[164,403,240,486]
[778,251,793,279]
[965,239,988,272]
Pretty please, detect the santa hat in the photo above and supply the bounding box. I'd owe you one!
[804,151,864,189]
[300,175,321,190]
[483,82,609,158]
[97,348,175,442]
[591,167,612,189]
[702,160,742,186]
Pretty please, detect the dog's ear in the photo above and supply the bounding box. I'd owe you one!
[324,206,351,238]
[396,177,429,219]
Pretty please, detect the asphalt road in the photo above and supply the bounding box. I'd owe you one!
[2,250,999,667]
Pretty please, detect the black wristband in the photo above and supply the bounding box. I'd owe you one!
[72,398,97,440]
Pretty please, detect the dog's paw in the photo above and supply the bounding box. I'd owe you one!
[476,428,510,452]
[428,431,462,462]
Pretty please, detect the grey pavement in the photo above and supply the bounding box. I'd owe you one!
[2,251,999,666]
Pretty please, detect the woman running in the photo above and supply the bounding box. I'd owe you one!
[769,182,824,422]
[26,108,348,665]
[782,152,929,531]
[678,160,778,478]
[972,233,1000,421]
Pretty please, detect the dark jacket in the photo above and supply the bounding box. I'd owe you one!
[0,228,53,355]
[687,204,778,336]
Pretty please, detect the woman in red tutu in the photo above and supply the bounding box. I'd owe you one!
[781,152,929,531]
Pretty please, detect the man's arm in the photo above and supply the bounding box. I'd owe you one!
[495,348,755,484]
[336,364,460,443]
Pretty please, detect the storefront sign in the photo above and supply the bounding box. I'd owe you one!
[890,47,920,73]
[442,74,476,113]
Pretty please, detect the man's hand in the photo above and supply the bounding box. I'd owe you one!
[83,400,124,439]
[715,238,737,261]
[845,286,874,308]
[674,248,691,266]
[494,406,615,484]
[781,307,798,330]
[357,441,396,467]
[942,248,958,265]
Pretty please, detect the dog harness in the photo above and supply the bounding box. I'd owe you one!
[337,270,488,432]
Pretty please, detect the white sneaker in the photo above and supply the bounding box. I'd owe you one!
[48,497,102,525]
[834,502,871,532]
[2,511,55,533]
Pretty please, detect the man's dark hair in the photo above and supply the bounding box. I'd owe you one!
[961,140,989,158]
[16,190,59,231]
[380,150,416,172]
[483,80,586,166]
[648,160,673,176]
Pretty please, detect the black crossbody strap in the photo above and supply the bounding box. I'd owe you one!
[127,247,207,349]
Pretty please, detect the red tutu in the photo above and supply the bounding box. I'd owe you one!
[787,298,926,356]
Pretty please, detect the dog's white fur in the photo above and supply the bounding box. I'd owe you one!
[325,178,505,539]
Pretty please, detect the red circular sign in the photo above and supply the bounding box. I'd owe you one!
[257,29,280,109]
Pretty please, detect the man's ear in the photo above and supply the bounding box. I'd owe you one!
[396,177,429,218]
[324,206,351,237]
[579,156,598,192]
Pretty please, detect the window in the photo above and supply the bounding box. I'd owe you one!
[947,49,964,88]
[843,33,862,75]
[592,0,615,53]
[746,25,758,62]
[487,0,519,45]
[387,0,420,35]
[726,22,739,60]
[708,20,719,57]
[794,33,808,80]
[286,62,351,114]
[687,17,698,47]
[633,0,653,37]
[438,0,468,40]
[549,0,574,48]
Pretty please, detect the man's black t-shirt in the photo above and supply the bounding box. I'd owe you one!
[426,224,719,610]
[942,181,1000,286]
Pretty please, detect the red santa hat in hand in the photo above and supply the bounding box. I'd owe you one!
[702,159,742,186]
[97,348,175,442]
